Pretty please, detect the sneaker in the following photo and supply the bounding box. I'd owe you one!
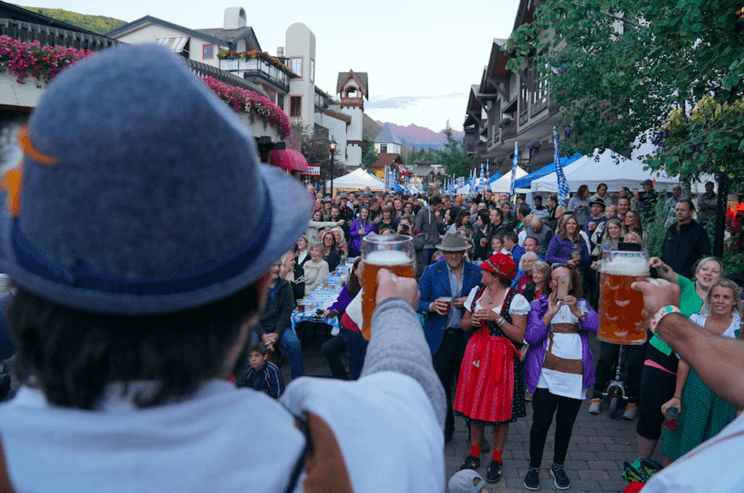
[459,454,480,471]
[622,460,646,483]
[623,402,639,420]
[524,467,540,490]
[640,459,662,480]
[480,436,491,454]
[551,463,570,490]
[588,397,601,414]
[486,460,502,483]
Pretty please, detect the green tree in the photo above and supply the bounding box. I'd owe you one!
[25,7,125,33]
[507,0,744,182]
[292,122,340,183]
[361,133,378,169]
[434,123,471,178]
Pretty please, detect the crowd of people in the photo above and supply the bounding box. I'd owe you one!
[294,177,739,490]
[0,44,741,492]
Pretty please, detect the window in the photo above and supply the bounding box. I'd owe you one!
[202,44,214,59]
[310,59,315,83]
[277,94,285,111]
[380,144,387,153]
[291,57,303,78]
[290,96,302,117]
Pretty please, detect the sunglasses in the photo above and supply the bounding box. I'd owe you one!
[550,263,573,271]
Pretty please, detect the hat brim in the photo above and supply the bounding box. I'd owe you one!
[435,244,471,252]
[0,164,312,315]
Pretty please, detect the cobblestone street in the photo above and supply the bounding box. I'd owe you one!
[294,327,664,493]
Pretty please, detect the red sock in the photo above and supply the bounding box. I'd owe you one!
[470,444,481,457]
[492,449,503,462]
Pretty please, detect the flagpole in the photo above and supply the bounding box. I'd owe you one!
[511,141,518,203]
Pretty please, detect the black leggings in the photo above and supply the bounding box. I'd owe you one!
[529,388,582,468]
[593,342,645,403]
[637,364,677,440]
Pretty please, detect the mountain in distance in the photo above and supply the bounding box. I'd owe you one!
[374,121,465,151]
[22,7,126,34]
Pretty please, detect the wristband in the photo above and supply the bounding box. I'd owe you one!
[650,305,681,333]
[496,316,506,328]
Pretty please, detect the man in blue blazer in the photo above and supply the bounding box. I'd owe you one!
[418,232,482,442]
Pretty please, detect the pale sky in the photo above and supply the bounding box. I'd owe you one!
[19,0,520,132]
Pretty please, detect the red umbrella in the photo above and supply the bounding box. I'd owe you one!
[269,149,309,172]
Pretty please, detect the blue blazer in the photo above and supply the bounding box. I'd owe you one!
[417,260,482,355]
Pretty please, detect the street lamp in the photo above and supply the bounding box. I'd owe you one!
[329,139,337,197]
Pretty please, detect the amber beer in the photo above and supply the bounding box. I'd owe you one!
[361,235,415,341]
[597,252,649,345]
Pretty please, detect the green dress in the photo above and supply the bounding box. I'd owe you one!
[662,313,741,460]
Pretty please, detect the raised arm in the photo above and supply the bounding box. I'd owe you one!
[649,257,679,284]
[361,269,446,427]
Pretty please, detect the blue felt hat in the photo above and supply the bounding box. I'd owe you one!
[0,44,312,314]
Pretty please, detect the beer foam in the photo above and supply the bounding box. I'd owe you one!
[602,258,649,277]
[364,250,413,266]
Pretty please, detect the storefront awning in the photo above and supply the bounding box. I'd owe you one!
[269,149,308,172]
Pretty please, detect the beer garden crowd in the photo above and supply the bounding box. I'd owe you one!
[285,180,740,491]
[1,45,743,493]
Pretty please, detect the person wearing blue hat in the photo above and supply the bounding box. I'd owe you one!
[0,45,445,492]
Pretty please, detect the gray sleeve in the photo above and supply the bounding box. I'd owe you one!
[360,298,446,429]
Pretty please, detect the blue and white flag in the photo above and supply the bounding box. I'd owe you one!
[511,141,518,199]
[485,160,490,183]
[404,173,408,193]
[554,128,569,206]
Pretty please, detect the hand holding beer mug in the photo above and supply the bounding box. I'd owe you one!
[361,234,415,341]
[432,297,452,316]
[598,251,650,344]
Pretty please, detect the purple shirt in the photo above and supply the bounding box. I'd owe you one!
[349,218,374,250]
[545,234,590,265]
[523,296,598,393]
[328,284,355,314]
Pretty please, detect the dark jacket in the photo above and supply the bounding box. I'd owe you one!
[417,260,482,355]
[236,361,285,399]
[255,278,294,340]
[415,207,444,248]
[324,250,340,272]
[661,221,711,279]
[289,264,305,301]
[487,222,512,246]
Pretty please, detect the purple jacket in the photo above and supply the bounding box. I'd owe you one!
[523,296,598,393]
[545,234,590,265]
[349,218,374,250]
[328,284,355,314]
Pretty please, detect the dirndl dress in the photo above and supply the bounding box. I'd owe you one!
[663,314,741,460]
[454,286,528,425]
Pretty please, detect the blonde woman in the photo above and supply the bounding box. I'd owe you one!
[661,278,743,464]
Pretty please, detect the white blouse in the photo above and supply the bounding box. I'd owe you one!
[537,303,589,400]
[465,286,531,316]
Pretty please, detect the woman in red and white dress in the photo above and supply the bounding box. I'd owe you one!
[455,253,530,484]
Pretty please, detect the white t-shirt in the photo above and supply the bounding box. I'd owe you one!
[0,374,443,493]
[536,303,588,400]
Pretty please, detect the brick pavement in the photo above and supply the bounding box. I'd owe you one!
[290,326,665,493]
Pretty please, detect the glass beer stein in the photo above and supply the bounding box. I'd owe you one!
[597,250,650,345]
[361,234,415,341]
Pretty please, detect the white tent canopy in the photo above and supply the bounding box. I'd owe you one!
[530,149,679,193]
[489,166,529,193]
[327,168,385,194]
